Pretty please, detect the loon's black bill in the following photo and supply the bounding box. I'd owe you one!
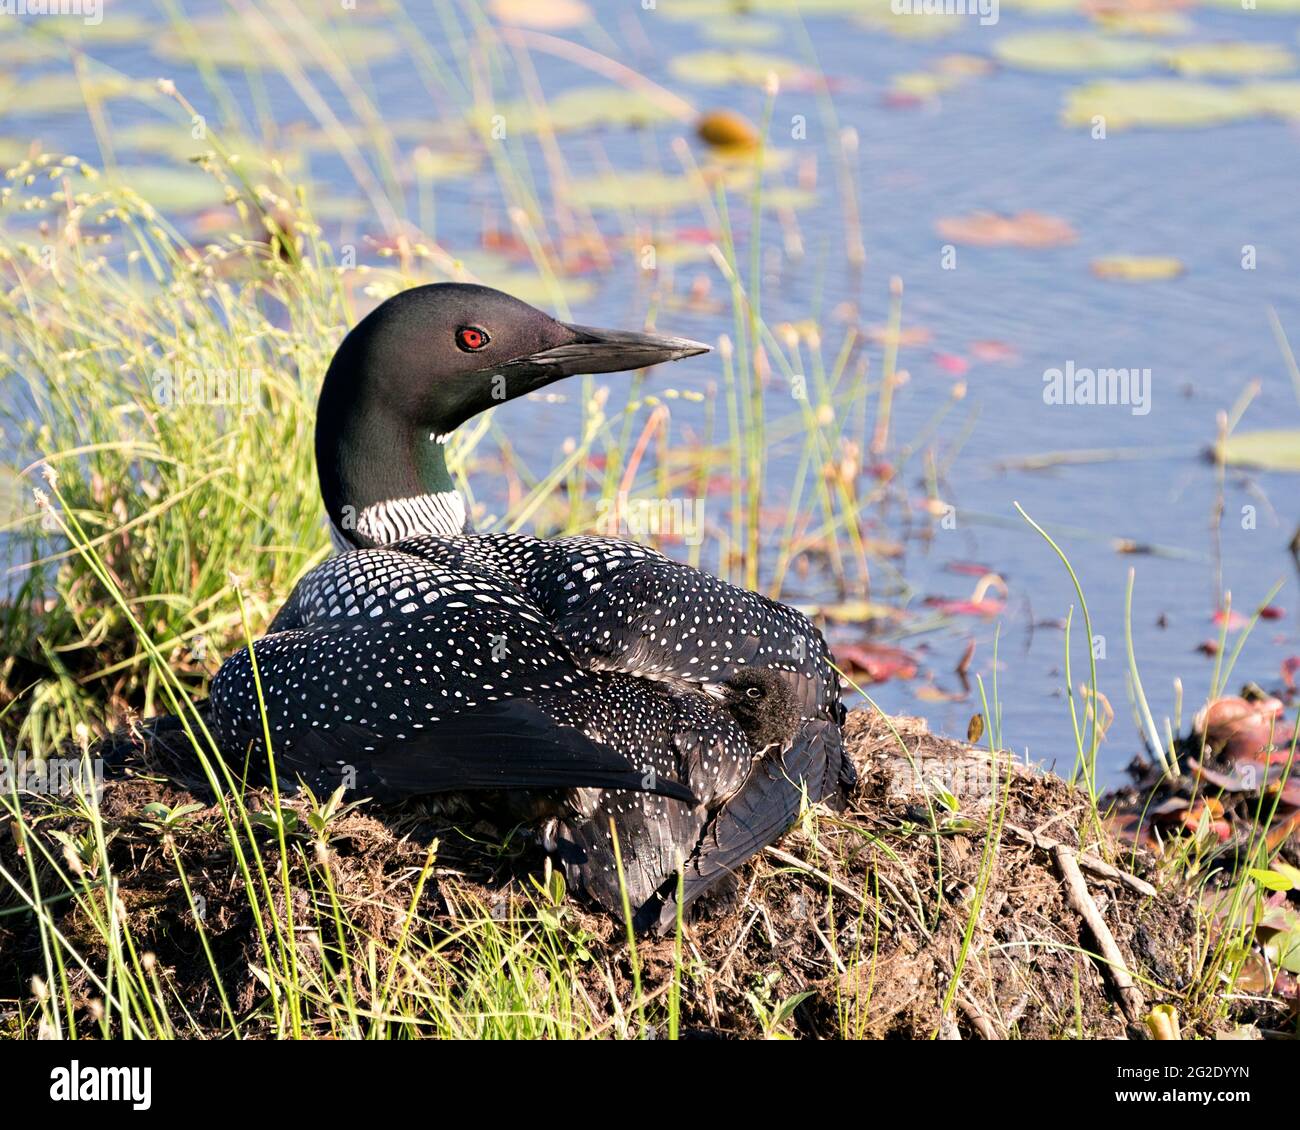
[523,323,711,378]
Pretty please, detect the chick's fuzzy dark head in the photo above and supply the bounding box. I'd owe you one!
[721,667,800,751]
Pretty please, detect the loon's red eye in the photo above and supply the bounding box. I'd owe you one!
[456,326,489,352]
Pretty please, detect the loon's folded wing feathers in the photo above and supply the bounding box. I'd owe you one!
[270,703,696,803]
[384,533,843,722]
[538,554,835,717]
[208,551,701,805]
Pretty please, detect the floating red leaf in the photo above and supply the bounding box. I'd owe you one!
[945,560,995,577]
[834,642,920,685]
[932,352,969,376]
[969,339,1019,363]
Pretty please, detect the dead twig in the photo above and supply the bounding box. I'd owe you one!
[1052,844,1146,1025]
[1006,822,1156,897]
[957,992,999,1039]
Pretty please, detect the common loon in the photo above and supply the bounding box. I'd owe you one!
[122,284,854,931]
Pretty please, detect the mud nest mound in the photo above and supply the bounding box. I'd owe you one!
[0,710,1222,1039]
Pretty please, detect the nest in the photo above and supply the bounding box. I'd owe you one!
[0,710,1237,1039]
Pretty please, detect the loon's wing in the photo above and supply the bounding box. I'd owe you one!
[206,548,695,805]
[264,704,695,803]
[516,547,838,719]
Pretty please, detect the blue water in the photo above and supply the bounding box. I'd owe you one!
[4,0,1299,783]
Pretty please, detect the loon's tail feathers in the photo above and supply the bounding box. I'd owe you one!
[272,701,698,805]
[641,717,852,934]
[89,705,216,788]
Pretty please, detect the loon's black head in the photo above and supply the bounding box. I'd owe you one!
[720,668,800,752]
[316,283,709,547]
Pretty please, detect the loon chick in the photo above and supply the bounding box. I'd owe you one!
[540,667,804,923]
[175,284,853,928]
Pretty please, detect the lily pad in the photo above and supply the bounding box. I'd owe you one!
[474,86,682,136]
[999,0,1087,12]
[994,31,1162,72]
[1200,0,1300,11]
[154,19,400,69]
[0,35,63,66]
[360,259,594,311]
[1092,11,1193,36]
[705,144,792,173]
[937,54,997,77]
[643,239,714,266]
[1244,82,1300,116]
[457,263,595,308]
[34,160,227,214]
[119,166,230,212]
[410,147,483,182]
[760,186,818,211]
[668,50,804,87]
[891,70,969,98]
[113,122,295,169]
[1065,78,1300,128]
[1091,255,1185,280]
[0,72,158,118]
[1218,429,1300,472]
[0,14,156,43]
[0,137,32,167]
[565,170,704,211]
[565,164,797,213]
[1166,42,1295,77]
[703,22,782,45]
[663,0,875,15]
[1063,80,1252,128]
[799,599,902,624]
[892,55,993,97]
[935,211,1077,247]
[861,4,967,39]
